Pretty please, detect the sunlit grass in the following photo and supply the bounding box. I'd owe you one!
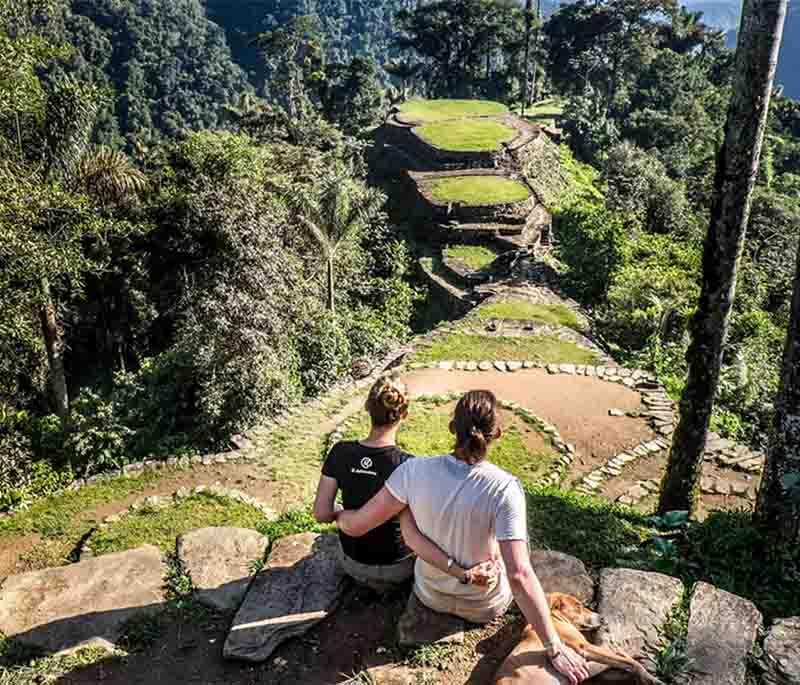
[416,119,517,152]
[341,401,559,485]
[520,98,564,126]
[475,302,587,331]
[427,175,530,205]
[397,98,508,124]
[414,333,599,365]
[88,492,268,555]
[443,244,499,271]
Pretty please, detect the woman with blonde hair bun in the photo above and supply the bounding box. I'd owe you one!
[314,374,496,593]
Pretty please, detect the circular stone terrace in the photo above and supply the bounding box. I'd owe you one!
[407,168,539,240]
[385,98,542,168]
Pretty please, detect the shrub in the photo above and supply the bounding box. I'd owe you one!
[295,308,351,396]
[63,390,133,475]
[0,406,72,511]
[556,199,633,303]
[171,285,303,446]
[600,233,700,350]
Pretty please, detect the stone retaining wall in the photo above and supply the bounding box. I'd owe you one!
[379,114,544,172]
[408,168,537,225]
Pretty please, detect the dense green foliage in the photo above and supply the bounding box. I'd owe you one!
[46,0,251,144]
[0,3,416,510]
[543,0,800,448]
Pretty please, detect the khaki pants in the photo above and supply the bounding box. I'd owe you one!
[338,545,415,594]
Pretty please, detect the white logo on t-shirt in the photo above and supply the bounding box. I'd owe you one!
[360,457,373,469]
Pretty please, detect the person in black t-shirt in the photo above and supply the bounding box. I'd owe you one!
[313,374,415,591]
[315,373,462,592]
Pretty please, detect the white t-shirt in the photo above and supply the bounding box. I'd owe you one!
[385,455,527,618]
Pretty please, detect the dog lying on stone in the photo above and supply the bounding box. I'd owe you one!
[493,593,662,685]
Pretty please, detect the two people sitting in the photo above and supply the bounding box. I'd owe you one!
[313,375,590,684]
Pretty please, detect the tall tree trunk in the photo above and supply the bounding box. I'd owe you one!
[658,0,787,515]
[521,0,533,116]
[754,242,800,549]
[327,256,335,314]
[39,276,69,420]
[530,0,541,104]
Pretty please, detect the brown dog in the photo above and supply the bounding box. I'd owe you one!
[493,593,661,685]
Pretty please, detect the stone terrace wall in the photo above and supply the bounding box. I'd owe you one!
[408,168,537,224]
[379,113,544,172]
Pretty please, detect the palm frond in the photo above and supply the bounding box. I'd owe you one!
[77,145,146,205]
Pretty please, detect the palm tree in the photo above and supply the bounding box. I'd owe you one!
[292,172,384,314]
[658,0,788,515]
[39,77,99,420]
[77,146,147,209]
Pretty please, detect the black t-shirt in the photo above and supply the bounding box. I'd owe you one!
[322,440,413,565]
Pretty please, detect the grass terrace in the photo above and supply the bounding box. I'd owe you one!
[519,98,564,127]
[476,301,587,331]
[416,118,517,152]
[397,98,509,124]
[427,175,530,206]
[414,332,600,365]
[443,244,499,271]
[341,399,559,485]
[88,492,269,555]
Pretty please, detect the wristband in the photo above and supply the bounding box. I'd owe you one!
[542,638,562,658]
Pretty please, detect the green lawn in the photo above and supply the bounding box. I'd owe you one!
[443,244,499,271]
[413,333,599,365]
[397,98,508,124]
[341,401,558,485]
[427,176,530,205]
[416,119,517,152]
[88,492,269,555]
[475,302,587,331]
[520,98,564,126]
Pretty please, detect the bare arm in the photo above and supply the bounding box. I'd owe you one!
[313,474,342,523]
[398,509,470,582]
[336,485,405,537]
[499,539,590,685]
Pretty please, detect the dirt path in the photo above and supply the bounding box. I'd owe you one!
[403,368,655,461]
[0,464,301,580]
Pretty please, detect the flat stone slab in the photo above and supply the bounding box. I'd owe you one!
[397,592,465,647]
[223,533,346,663]
[0,545,166,654]
[177,526,269,612]
[762,616,800,684]
[530,550,594,604]
[686,582,762,685]
[596,568,683,670]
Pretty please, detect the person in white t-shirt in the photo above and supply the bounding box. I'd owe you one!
[336,390,590,685]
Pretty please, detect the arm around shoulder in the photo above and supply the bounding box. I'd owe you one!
[337,485,405,537]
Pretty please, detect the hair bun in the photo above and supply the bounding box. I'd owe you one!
[366,374,409,426]
[380,386,404,410]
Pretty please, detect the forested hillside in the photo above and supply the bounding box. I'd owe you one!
[0,0,413,509]
[47,0,251,144]
[205,0,416,88]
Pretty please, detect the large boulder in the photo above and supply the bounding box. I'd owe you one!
[397,592,465,647]
[0,545,165,654]
[762,617,800,685]
[177,526,269,612]
[530,549,594,604]
[685,582,762,685]
[596,568,683,670]
[223,533,347,663]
